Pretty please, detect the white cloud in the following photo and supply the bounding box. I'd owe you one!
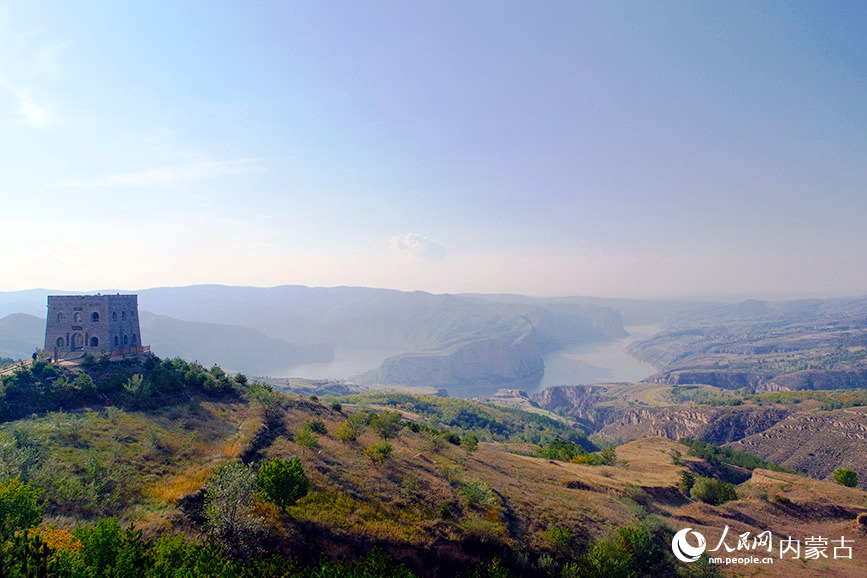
[389,233,446,262]
[64,158,265,187]
[0,74,53,127]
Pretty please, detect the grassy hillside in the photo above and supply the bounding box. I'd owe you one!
[0,356,865,576]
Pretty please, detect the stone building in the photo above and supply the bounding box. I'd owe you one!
[44,294,144,357]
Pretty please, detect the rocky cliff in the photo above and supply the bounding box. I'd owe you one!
[730,407,867,487]
[643,370,778,391]
[532,385,619,430]
[597,406,793,444]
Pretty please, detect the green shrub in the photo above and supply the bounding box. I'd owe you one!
[364,442,393,465]
[249,383,287,427]
[541,523,573,557]
[370,411,404,440]
[461,434,479,455]
[293,427,319,452]
[690,476,738,505]
[833,468,858,488]
[334,414,366,443]
[678,470,696,495]
[458,479,497,509]
[0,476,43,541]
[577,519,673,578]
[679,438,793,473]
[423,431,446,453]
[257,457,309,510]
[537,439,580,461]
[461,515,502,542]
[305,419,327,435]
[442,431,461,445]
[204,462,260,557]
[73,373,96,396]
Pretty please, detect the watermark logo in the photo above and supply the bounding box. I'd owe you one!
[671,525,855,566]
[672,528,706,563]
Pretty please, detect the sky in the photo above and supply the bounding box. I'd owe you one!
[1,1,866,299]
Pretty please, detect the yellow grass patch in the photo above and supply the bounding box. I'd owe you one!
[146,462,220,503]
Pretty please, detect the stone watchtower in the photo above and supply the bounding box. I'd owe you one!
[44,294,144,358]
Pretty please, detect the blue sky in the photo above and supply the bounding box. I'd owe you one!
[2,1,866,298]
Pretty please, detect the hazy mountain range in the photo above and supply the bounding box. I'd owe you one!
[0,285,639,390]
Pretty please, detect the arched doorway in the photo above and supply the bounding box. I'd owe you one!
[71,333,84,352]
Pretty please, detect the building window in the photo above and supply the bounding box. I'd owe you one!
[123,335,128,345]
[74,312,82,323]
[112,312,117,322]
[122,312,127,321]
[132,333,137,345]
[55,337,64,347]
[91,312,100,322]
[57,313,64,322]
[90,337,99,347]
[114,336,119,347]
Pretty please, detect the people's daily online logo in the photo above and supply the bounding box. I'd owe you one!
[671,526,854,566]
[672,528,706,563]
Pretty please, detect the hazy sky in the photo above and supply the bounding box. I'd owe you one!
[2,1,866,298]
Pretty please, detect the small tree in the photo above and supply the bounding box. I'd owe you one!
[0,476,43,541]
[599,445,617,466]
[678,470,695,495]
[204,462,259,557]
[305,419,327,434]
[335,414,366,443]
[73,373,97,396]
[423,431,446,454]
[461,435,479,456]
[833,468,858,488]
[690,476,737,505]
[542,523,574,558]
[249,383,286,428]
[257,457,309,511]
[365,442,393,465]
[370,411,403,441]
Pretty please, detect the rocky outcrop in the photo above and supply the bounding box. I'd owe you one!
[599,407,717,442]
[772,369,867,390]
[598,406,793,444]
[730,407,867,488]
[695,407,790,444]
[532,385,618,430]
[645,369,867,392]
[642,370,777,391]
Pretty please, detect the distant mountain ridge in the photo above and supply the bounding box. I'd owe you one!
[0,285,629,391]
[0,312,332,375]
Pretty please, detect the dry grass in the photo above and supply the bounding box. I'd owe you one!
[13,389,867,576]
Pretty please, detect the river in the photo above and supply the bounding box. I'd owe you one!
[275,324,661,391]
[275,348,403,381]
[533,324,661,392]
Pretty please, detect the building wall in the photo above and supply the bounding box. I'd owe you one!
[44,294,142,355]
